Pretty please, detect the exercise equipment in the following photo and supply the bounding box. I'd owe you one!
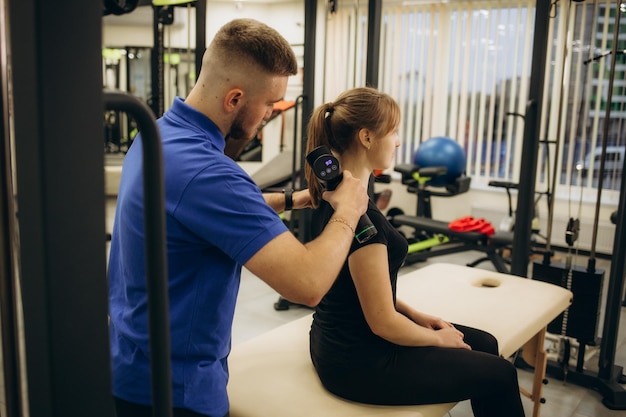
[486,179,555,265]
[227,263,573,417]
[609,210,626,308]
[531,12,626,407]
[250,150,295,191]
[103,0,141,16]
[413,136,466,187]
[105,91,172,417]
[388,162,510,273]
[107,0,203,118]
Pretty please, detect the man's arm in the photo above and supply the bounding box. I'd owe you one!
[263,189,312,213]
[245,170,367,306]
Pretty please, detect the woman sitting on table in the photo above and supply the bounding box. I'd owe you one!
[304,86,525,417]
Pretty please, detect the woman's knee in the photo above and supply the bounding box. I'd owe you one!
[490,357,521,389]
[461,326,499,355]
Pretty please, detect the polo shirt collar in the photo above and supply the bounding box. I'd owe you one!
[168,96,225,151]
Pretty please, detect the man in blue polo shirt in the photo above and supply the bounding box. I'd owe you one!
[108,18,368,417]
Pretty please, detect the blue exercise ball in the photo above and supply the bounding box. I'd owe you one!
[413,136,466,187]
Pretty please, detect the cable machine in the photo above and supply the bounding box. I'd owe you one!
[518,0,626,409]
[548,2,625,408]
[151,0,205,118]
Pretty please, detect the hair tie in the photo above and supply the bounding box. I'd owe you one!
[324,104,337,146]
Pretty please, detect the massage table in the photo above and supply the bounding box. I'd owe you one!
[227,263,573,417]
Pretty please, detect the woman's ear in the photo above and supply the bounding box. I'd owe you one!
[358,128,372,150]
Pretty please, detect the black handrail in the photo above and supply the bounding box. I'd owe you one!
[104,91,172,417]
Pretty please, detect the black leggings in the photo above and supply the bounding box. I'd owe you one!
[312,325,525,417]
[114,397,229,417]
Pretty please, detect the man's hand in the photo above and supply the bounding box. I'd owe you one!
[322,170,368,222]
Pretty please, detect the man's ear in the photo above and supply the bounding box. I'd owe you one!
[224,88,244,113]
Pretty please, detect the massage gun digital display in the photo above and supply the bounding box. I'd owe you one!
[306,145,377,243]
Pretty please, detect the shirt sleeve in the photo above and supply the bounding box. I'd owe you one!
[170,160,288,265]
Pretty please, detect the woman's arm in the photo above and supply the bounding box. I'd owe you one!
[349,244,470,349]
[395,298,453,330]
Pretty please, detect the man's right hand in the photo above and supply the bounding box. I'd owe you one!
[322,170,368,222]
[246,170,368,307]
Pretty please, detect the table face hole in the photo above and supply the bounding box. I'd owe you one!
[473,278,501,288]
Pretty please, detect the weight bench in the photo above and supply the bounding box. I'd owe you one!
[250,149,295,191]
[391,213,513,273]
[389,164,512,273]
[227,263,573,417]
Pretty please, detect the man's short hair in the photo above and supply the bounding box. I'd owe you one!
[210,18,298,77]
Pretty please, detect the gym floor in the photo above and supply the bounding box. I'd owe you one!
[234,251,626,417]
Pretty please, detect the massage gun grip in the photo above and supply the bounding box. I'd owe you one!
[306,145,377,243]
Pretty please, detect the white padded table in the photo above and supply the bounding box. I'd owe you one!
[227,263,573,417]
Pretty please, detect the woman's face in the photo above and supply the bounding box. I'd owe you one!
[371,128,400,170]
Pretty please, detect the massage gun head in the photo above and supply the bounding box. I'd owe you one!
[306,145,343,191]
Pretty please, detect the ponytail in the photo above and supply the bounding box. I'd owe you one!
[305,103,335,207]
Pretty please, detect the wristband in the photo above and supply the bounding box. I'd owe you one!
[283,188,293,211]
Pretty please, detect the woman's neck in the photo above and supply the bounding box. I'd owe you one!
[339,157,373,187]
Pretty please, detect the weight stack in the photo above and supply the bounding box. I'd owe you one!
[532,260,604,344]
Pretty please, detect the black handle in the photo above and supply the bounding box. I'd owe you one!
[306,146,377,243]
[104,91,172,417]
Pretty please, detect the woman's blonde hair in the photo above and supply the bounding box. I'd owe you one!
[305,87,400,207]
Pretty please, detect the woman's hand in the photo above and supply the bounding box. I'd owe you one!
[413,312,453,330]
[435,326,472,350]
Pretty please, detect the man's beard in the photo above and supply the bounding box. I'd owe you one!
[224,135,252,160]
[224,116,262,160]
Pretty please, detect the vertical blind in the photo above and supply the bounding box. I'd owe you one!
[323,0,624,205]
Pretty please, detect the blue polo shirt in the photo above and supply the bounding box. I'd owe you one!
[108,97,288,416]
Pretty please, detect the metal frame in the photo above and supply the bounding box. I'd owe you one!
[7,1,112,416]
